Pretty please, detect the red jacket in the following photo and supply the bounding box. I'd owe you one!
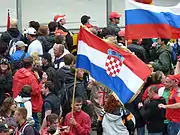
[12,68,43,112]
[63,111,91,135]
[166,88,180,122]
[142,84,164,101]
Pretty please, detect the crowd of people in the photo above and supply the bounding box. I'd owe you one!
[0,11,179,135]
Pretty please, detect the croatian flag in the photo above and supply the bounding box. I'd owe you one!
[125,0,180,39]
[76,28,152,103]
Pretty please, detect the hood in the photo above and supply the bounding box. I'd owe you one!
[14,68,33,79]
[105,113,122,122]
[14,95,31,103]
[7,28,20,38]
[158,45,172,54]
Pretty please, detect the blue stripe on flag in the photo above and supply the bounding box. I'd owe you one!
[76,54,134,103]
[125,9,180,28]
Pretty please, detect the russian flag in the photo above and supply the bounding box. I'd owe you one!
[125,0,180,39]
[76,28,152,103]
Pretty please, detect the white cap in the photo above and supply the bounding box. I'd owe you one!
[24,27,37,35]
[15,41,28,47]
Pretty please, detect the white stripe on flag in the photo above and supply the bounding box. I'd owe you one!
[78,40,144,93]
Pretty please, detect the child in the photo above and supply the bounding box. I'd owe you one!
[14,85,34,125]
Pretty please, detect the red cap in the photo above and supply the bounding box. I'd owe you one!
[109,12,121,19]
[54,15,66,22]
[55,29,67,36]
[168,74,180,84]
[118,30,125,37]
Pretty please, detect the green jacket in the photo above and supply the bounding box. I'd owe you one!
[153,45,172,75]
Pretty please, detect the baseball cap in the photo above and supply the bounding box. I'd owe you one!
[55,29,68,36]
[109,12,121,19]
[81,15,91,25]
[54,15,66,22]
[39,52,52,62]
[0,58,9,65]
[118,30,125,37]
[0,123,9,132]
[15,41,28,47]
[24,27,37,35]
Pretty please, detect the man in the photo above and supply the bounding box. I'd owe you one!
[46,21,57,49]
[40,81,61,131]
[81,15,93,28]
[128,39,148,63]
[14,107,35,135]
[0,123,9,135]
[25,27,43,55]
[150,38,171,75]
[1,19,23,45]
[39,52,55,82]
[107,12,121,35]
[54,14,73,51]
[12,56,46,130]
[159,74,180,135]
[10,41,29,61]
[64,97,91,135]
[53,43,65,70]
[54,53,88,117]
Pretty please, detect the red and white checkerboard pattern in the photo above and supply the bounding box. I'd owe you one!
[105,55,122,77]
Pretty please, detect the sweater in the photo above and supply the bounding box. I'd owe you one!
[64,111,91,135]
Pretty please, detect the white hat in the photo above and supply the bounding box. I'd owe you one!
[24,27,37,35]
[15,41,28,47]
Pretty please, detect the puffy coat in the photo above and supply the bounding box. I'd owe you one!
[12,68,43,112]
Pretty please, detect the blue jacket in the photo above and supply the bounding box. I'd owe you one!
[10,50,29,61]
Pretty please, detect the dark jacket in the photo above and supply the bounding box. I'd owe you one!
[128,44,148,63]
[37,36,52,52]
[107,22,120,36]
[54,66,88,100]
[152,45,172,75]
[46,33,55,49]
[42,63,56,82]
[58,24,73,52]
[0,71,12,105]
[139,97,166,133]
[1,28,23,45]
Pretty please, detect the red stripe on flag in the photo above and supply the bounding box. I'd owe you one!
[125,24,180,39]
[78,28,152,80]
[7,9,10,30]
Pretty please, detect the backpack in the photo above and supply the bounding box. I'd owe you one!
[122,107,135,135]
[6,31,21,55]
[14,123,40,135]
[58,81,82,117]
[11,52,26,74]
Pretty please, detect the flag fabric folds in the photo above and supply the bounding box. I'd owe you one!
[125,0,180,39]
[76,28,152,103]
[7,9,10,30]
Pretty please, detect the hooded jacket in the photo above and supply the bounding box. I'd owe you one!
[12,68,43,112]
[1,28,23,44]
[153,45,172,75]
[102,110,129,135]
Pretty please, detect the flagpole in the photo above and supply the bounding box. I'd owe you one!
[71,68,78,117]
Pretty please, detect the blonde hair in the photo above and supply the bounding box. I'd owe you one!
[10,19,18,28]
[31,52,41,66]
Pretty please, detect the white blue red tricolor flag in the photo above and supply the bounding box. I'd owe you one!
[125,0,180,39]
[76,28,152,103]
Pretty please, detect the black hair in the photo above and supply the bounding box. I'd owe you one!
[64,53,74,66]
[29,21,40,31]
[48,22,57,33]
[161,38,170,45]
[45,81,54,93]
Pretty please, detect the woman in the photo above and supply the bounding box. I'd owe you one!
[0,97,17,133]
[0,58,12,105]
[142,71,165,102]
[97,94,134,135]
[139,86,166,135]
